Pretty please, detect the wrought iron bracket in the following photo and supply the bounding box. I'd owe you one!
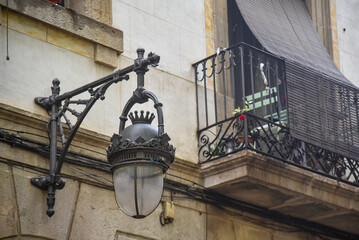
[30,48,161,217]
[34,96,52,111]
[30,175,65,191]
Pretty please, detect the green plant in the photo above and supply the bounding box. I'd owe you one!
[277,122,287,133]
[209,141,225,156]
[232,100,252,115]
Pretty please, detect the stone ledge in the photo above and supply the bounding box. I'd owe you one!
[201,150,359,234]
[67,0,112,26]
[201,150,358,198]
[94,43,118,68]
[0,8,96,59]
[0,0,123,53]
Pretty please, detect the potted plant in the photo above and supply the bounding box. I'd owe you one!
[232,101,254,144]
[209,141,225,156]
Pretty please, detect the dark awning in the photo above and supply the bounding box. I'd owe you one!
[235,0,351,85]
[235,0,359,160]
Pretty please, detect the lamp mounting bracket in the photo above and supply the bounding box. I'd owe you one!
[31,48,161,217]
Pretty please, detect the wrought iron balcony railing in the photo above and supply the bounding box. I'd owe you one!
[193,42,359,186]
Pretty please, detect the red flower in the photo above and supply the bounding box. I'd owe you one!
[48,0,64,5]
[239,114,245,120]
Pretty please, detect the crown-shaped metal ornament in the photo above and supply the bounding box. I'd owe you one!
[129,110,155,124]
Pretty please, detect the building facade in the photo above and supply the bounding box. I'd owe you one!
[0,0,358,239]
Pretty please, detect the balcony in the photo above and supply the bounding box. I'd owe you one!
[193,43,359,235]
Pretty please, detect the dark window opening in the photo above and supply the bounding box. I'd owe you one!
[227,0,287,123]
[227,0,262,48]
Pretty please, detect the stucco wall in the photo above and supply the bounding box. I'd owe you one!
[335,0,359,86]
[112,0,206,81]
[0,0,207,163]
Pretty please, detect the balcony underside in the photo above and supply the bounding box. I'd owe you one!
[201,150,359,235]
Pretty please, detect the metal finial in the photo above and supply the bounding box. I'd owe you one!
[137,48,145,59]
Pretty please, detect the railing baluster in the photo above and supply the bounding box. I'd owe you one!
[229,50,236,107]
[212,58,218,123]
[203,62,209,127]
[249,49,256,115]
[259,55,264,118]
[240,45,248,147]
[266,59,273,120]
[274,61,282,124]
[221,52,227,120]
[195,64,200,131]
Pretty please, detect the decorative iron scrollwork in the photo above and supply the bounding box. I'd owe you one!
[197,112,359,185]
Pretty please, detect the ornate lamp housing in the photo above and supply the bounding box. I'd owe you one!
[107,48,175,218]
[107,111,175,218]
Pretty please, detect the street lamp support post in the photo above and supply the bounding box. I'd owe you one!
[31,48,175,218]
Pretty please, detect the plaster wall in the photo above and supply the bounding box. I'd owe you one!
[112,0,206,81]
[0,0,208,162]
[0,27,119,136]
[335,0,359,86]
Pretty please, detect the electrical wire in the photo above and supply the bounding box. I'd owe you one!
[163,179,295,232]
[0,127,107,157]
[0,127,49,139]
[165,172,205,188]
[65,164,112,185]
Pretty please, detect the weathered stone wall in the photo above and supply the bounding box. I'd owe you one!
[0,160,327,240]
[1,102,341,240]
[0,104,346,240]
[67,0,113,26]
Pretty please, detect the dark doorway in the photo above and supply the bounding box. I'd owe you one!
[227,0,286,122]
[227,0,262,48]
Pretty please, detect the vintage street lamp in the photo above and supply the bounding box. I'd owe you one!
[30,48,175,218]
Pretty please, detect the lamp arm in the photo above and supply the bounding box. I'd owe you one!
[31,75,128,216]
[56,50,159,103]
[55,77,128,175]
[35,51,160,109]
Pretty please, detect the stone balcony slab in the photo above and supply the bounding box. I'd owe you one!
[201,150,359,234]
